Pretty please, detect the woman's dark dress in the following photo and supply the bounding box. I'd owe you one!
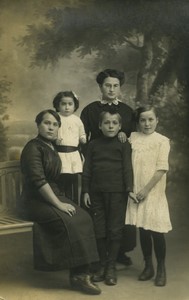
[20,136,99,271]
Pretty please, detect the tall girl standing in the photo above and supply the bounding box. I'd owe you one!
[126,105,172,287]
[53,91,86,204]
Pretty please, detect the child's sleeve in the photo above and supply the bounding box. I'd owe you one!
[78,118,87,144]
[156,138,170,171]
[80,106,90,142]
[122,141,133,193]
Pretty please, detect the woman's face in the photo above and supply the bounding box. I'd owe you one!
[100,77,121,101]
[38,113,59,141]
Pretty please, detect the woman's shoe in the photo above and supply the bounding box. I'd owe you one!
[70,274,101,295]
[138,256,154,281]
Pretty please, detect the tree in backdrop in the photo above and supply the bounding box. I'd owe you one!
[0,78,11,161]
[20,0,189,180]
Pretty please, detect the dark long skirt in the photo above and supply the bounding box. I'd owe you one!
[25,197,99,271]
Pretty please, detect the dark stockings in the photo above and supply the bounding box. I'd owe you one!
[139,228,166,261]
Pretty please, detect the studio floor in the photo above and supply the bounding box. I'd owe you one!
[0,184,189,300]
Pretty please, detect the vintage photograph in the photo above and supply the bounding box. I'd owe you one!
[0,1,189,299]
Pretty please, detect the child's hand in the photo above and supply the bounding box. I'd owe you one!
[118,132,127,143]
[83,193,91,208]
[129,192,139,204]
[80,135,87,144]
[137,188,149,202]
[55,138,63,145]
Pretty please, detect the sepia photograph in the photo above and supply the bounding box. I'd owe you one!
[0,1,189,299]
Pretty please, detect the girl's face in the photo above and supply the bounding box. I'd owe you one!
[138,110,158,135]
[38,113,59,141]
[100,77,121,102]
[58,97,75,116]
[99,113,121,137]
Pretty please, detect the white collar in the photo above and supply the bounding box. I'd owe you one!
[100,98,121,105]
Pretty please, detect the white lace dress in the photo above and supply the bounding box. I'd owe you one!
[126,131,172,233]
[57,114,86,174]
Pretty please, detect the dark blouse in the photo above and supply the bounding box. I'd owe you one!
[20,136,61,201]
[80,101,135,142]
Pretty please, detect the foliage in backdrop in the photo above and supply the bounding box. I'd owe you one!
[19,0,189,181]
[0,0,189,180]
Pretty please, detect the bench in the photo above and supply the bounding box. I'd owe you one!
[0,160,33,235]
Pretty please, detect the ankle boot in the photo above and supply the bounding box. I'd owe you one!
[92,264,105,282]
[105,261,117,285]
[138,256,154,281]
[70,273,101,295]
[155,260,166,287]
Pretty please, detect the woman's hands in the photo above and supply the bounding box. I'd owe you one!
[83,193,91,208]
[39,183,76,216]
[118,131,127,143]
[57,202,76,216]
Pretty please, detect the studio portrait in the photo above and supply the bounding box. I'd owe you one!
[0,1,189,300]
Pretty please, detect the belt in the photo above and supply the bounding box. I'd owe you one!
[56,145,79,153]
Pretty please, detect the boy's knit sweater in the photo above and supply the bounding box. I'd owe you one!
[82,136,133,193]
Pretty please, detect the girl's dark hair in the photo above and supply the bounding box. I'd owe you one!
[135,105,158,123]
[96,69,125,86]
[35,109,61,127]
[53,91,79,112]
[99,110,122,125]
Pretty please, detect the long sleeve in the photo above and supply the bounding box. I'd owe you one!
[21,142,47,189]
[20,139,61,191]
[122,141,133,192]
[82,142,93,193]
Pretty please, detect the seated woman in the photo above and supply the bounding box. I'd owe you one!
[20,109,101,295]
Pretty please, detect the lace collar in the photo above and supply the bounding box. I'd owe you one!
[100,98,121,105]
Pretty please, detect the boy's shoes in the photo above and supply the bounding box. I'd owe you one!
[70,274,101,295]
[105,263,117,286]
[117,253,133,266]
[92,266,105,282]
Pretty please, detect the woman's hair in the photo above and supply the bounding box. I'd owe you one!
[99,110,122,125]
[96,69,125,86]
[35,109,61,127]
[135,105,158,123]
[53,91,79,112]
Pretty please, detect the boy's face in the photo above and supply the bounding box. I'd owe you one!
[99,113,121,137]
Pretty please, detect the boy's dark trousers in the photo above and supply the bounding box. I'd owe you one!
[90,192,127,279]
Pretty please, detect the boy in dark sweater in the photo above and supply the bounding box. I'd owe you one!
[82,111,134,286]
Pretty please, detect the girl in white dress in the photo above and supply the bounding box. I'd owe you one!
[53,91,86,204]
[126,105,172,287]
